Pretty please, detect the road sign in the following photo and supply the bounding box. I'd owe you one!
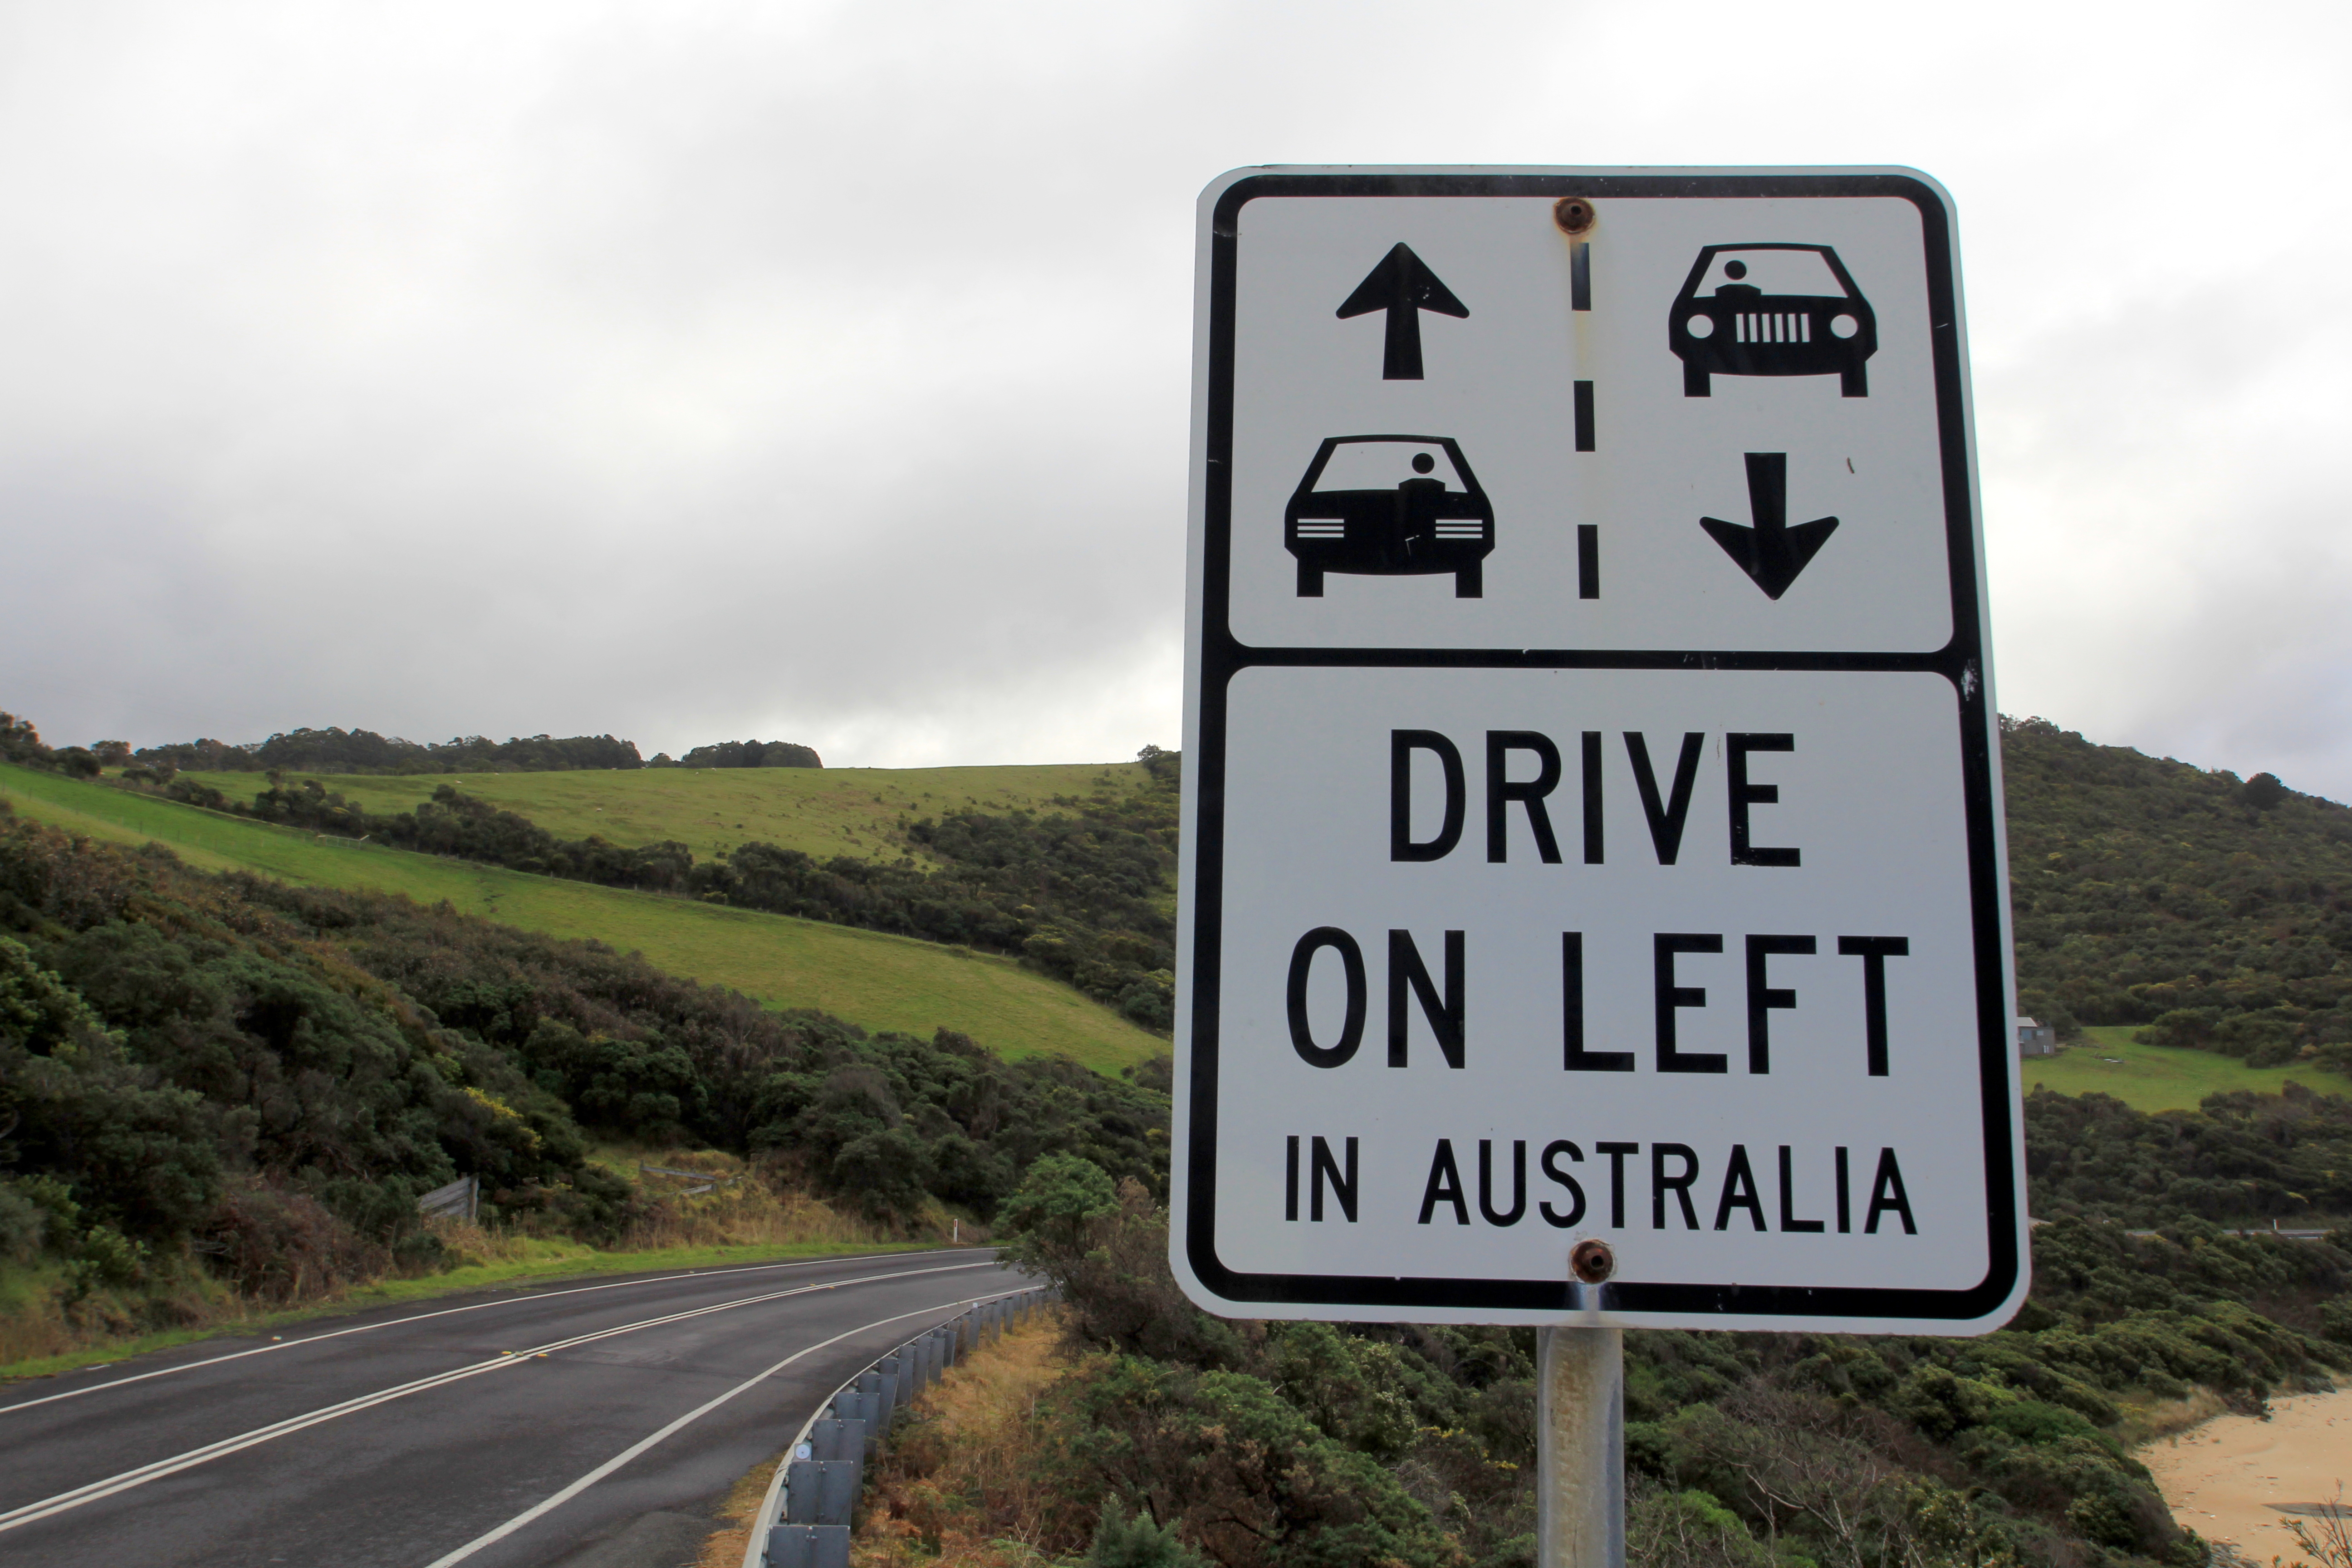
[1171,167,2026,1334]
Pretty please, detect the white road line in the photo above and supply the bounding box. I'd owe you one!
[420,1289,1015,1568]
[0,1261,995,1536]
[0,1247,976,1419]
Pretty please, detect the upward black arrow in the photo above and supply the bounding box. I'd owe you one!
[1700,453,1840,600]
[1336,243,1468,380]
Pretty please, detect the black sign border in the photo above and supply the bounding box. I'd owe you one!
[1182,171,2021,1323]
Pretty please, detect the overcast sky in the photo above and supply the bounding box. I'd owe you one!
[3,1,2347,792]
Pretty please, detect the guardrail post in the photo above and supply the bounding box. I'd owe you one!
[832,1388,877,1431]
[784,1460,861,1526]
[766,1523,851,1568]
[808,1416,867,1463]
[873,1354,903,1419]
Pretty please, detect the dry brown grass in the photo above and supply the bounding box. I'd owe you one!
[614,1150,886,1252]
[0,1154,902,1377]
[2117,1386,2231,1448]
[696,1439,802,1568]
[852,1308,1090,1568]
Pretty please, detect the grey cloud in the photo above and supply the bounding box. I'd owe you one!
[2,0,2349,792]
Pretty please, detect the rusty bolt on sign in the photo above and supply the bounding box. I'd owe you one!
[1568,1238,1615,1284]
[1553,196,1596,235]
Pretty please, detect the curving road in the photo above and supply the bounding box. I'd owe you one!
[0,1248,1014,1568]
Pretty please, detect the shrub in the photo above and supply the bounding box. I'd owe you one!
[1087,1498,1209,1568]
[1626,1483,1772,1568]
[203,1177,382,1300]
[1054,1356,1454,1568]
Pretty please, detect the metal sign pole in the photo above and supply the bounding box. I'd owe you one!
[1537,1326,1624,1568]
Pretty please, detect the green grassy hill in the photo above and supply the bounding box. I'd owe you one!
[0,763,1161,1075]
[176,760,1150,867]
[2022,1024,2352,1111]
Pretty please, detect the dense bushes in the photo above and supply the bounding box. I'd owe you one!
[1002,1175,1525,1568]
[997,1156,2352,1568]
[2025,1082,2352,1225]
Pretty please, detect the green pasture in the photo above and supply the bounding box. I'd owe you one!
[175,760,1148,866]
[2022,1024,2352,1112]
[0,765,1161,1075]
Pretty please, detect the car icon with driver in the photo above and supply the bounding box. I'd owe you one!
[1668,243,1877,397]
[1284,435,1493,598]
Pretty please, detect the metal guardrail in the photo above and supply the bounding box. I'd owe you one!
[744,1283,1057,1568]
[2122,1225,2338,1240]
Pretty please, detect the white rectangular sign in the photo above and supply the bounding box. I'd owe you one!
[1171,167,2027,1333]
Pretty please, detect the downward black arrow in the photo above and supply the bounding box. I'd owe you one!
[1336,243,1468,380]
[1700,453,1839,600]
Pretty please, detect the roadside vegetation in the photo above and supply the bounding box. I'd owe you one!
[940,1153,2352,1568]
[0,802,1169,1369]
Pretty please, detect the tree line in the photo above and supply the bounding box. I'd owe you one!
[2,710,829,777]
[649,739,821,769]
[135,726,648,774]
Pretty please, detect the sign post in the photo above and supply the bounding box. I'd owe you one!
[1538,1324,1623,1568]
[1171,166,2027,1561]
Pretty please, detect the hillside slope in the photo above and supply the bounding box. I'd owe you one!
[2002,716,2352,1067]
[0,805,1169,1361]
[0,764,1162,1074]
[177,760,1152,867]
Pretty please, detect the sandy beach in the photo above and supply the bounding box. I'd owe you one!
[2140,1386,2352,1558]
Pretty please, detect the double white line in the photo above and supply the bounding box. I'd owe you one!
[0,1259,992,1538]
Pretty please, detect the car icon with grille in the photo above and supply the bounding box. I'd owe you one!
[1669,243,1876,397]
[1284,435,1493,598]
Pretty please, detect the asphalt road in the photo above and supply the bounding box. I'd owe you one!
[0,1247,1015,1568]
